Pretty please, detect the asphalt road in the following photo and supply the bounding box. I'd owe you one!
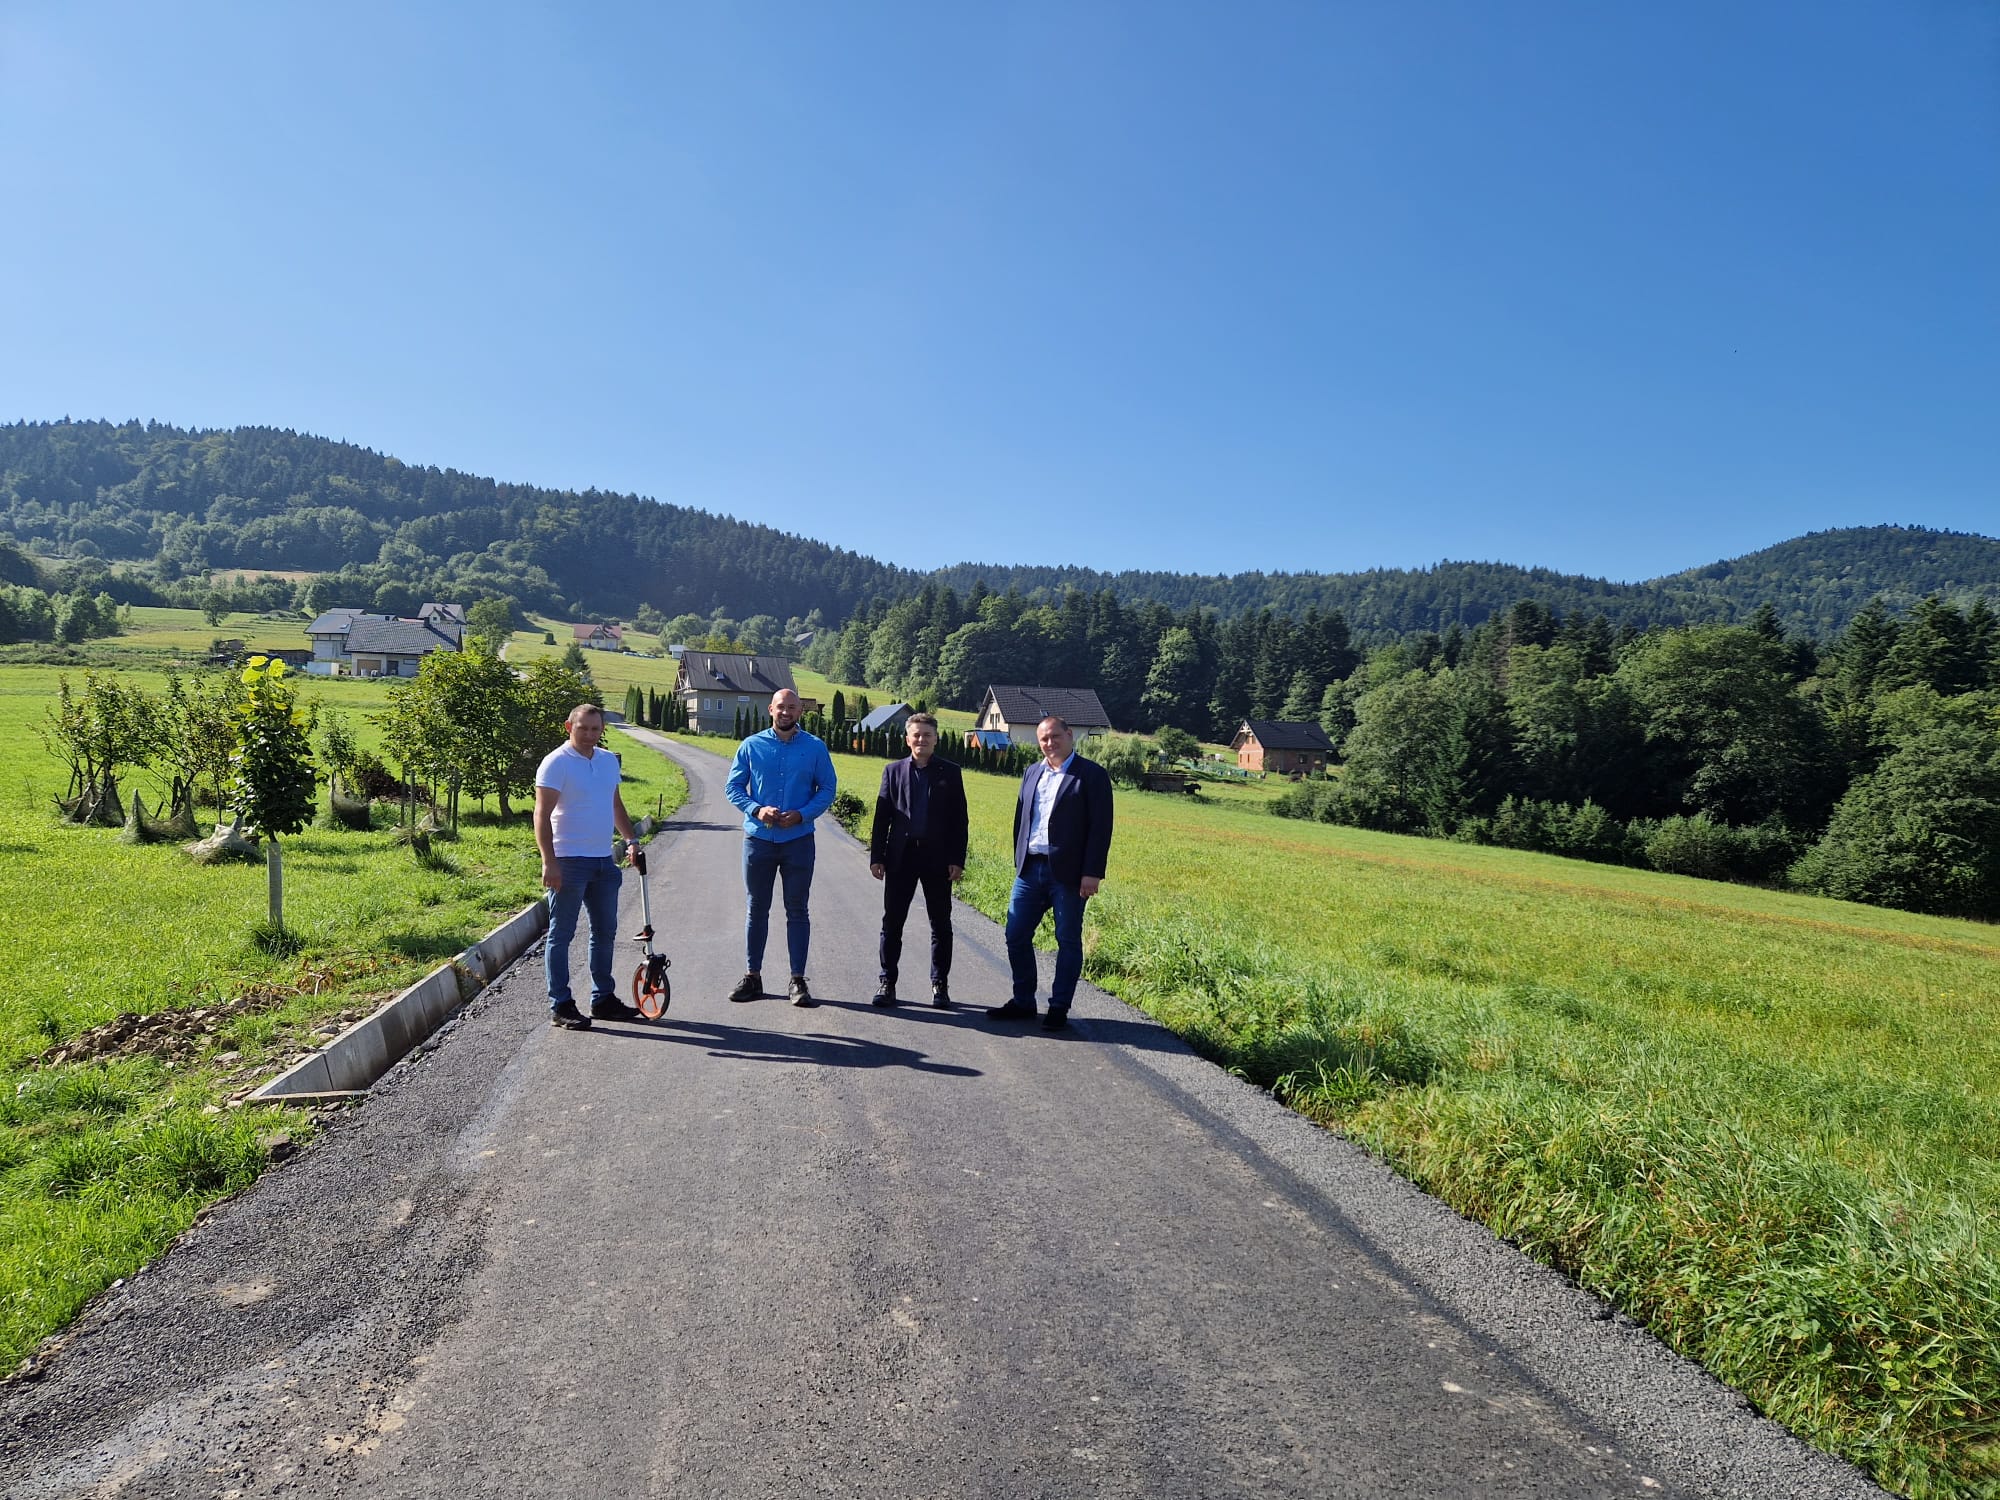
[0,730,1885,1499]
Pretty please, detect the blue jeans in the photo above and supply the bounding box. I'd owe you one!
[1004,855,1087,1012]
[744,834,815,977]
[545,856,623,1010]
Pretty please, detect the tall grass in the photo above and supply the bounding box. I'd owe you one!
[826,750,2000,1498]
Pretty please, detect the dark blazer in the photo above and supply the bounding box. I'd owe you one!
[1012,753,1114,888]
[870,755,969,871]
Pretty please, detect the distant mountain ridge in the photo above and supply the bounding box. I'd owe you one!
[2,419,1994,639]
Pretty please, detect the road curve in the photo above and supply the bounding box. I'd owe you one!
[0,730,1884,1499]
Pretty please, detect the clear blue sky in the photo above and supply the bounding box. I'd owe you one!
[2,2,1994,583]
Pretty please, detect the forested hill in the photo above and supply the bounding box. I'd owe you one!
[931,526,2000,639]
[3,419,1995,637]
[0,420,919,621]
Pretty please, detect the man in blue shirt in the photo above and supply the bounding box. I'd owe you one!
[725,688,838,1006]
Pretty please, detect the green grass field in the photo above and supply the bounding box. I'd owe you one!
[801,746,2000,1497]
[0,661,686,1373]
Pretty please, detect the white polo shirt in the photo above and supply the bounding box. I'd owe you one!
[535,742,622,857]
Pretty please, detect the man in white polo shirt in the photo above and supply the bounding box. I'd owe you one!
[534,702,639,1030]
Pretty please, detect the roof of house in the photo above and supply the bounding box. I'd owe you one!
[419,602,466,623]
[344,617,463,657]
[573,622,623,640]
[856,703,910,732]
[1235,718,1335,753]
[677,652,798,696]
[981,685,1112,730]
[306,608,370,636]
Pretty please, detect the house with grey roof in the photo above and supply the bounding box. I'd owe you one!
[856,702,912,735]
[303,607,466,677]
[973,685,1113,747]
[673,652,802,734]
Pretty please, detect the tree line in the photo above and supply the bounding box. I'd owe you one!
[815,583,2000,919]
[1,582,126,646]
[1278,595,2000,919]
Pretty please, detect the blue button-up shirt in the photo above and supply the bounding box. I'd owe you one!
[726,728,838,842]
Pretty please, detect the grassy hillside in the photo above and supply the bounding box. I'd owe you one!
[815,747,1999,1497]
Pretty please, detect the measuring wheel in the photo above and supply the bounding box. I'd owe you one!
[632,952,672,1019]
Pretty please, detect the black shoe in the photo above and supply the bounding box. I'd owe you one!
[931,984,954,1010]
[1041,1009,1071,1031]
[871,983,899,1008]
[986,1001,1036,1022]
[789,975,817,1008]
[549,1001,592,1031]
[728,972,762,1003]
[590,996,642,1023]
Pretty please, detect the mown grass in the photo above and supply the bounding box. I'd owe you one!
[95,605,310,662]
[815,748,2000,1498]
[0,663,687,1371]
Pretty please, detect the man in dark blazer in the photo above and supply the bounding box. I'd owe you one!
[987,714,1115,1032]
[869,713,969,1008]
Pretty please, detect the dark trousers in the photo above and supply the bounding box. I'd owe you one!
[878,853,954,990]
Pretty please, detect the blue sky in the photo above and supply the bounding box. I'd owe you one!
[2,1,1994,582]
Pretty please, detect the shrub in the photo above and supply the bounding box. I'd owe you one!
[1093,734,1153,788]
[829,789,867,838]
[1635,814,1801,885]
[1468,797,1640,866]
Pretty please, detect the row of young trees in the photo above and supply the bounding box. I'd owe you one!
[374,647,597,826]
[1274,596,2000,918]
[42,641,599,847]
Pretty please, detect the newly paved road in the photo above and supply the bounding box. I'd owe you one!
[0,731,1883,1499]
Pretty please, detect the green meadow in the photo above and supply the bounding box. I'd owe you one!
[820,747,1999,1499]
[0,657,686,1373]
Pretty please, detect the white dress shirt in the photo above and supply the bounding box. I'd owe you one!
[1026,752,1074,854]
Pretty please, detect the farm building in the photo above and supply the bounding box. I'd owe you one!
[674,652,801,734]
[974,685,1113,747]
[573,622,624,651]
[1232,719,1335,775]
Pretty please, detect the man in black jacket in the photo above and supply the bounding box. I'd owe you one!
[987,714,1114,1032]
[869,713,969,1008]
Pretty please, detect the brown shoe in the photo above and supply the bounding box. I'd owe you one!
[728,972,762,1003]
[788,975,816,1008]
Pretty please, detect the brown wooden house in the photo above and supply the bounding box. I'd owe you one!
[1232,718,1334,775]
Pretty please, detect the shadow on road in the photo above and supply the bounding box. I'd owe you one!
[585,1017,982,1077]
[807,999,1195,1057]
